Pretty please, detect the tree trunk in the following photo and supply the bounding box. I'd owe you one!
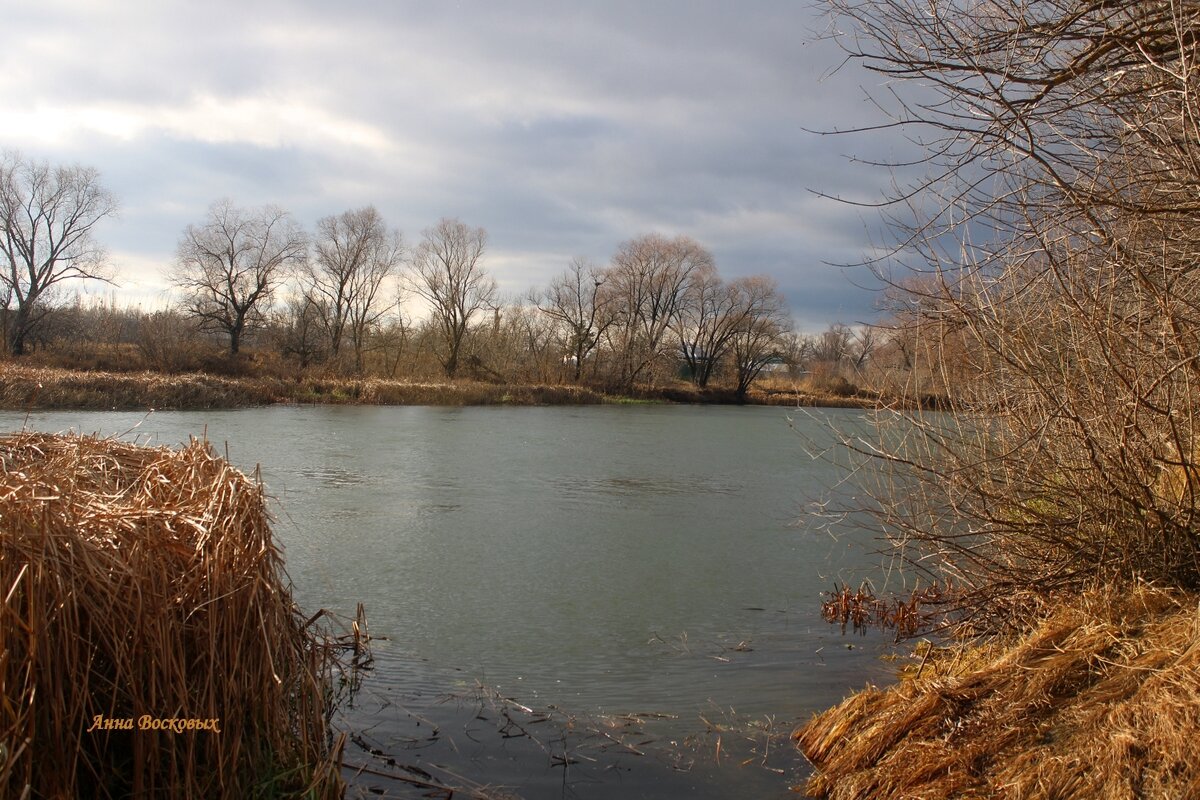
[8,306,29,356]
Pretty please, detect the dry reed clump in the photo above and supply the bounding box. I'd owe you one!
[794,585,1200,800]
[0,432,345,798]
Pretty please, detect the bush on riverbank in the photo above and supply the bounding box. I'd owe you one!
[794,585,1200,800]
[0,432,345,798]
[799,1,1200,796]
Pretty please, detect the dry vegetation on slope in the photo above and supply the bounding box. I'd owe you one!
[795,587,1200,800]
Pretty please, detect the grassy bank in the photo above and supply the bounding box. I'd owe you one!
[794,586,1200,800]
[0,363,890,410]
[0,432,348,798]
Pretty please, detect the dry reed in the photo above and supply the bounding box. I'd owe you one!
[795,585,1200,800]
[0,431,345,798]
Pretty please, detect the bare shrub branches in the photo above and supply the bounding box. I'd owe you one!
[828,0,1200,620]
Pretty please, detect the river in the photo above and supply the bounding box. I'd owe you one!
[1,404,898,798]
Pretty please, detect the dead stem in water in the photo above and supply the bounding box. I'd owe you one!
[820,581,960,638]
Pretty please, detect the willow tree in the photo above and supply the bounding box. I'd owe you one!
[606,234,713,390]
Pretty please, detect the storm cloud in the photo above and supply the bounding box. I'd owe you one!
[0,0,902,330]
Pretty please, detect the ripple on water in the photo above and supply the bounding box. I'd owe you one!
[550,475,745,498]
[294,466,373,487]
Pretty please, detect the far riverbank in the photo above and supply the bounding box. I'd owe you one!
[0,363,893,411]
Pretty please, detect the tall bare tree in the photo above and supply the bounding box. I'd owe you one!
[173,200,307,355]
[409,218,495,378]
[606,233,713,389]
[305,206,404,372]
[537,257,616,382]
[0,152,118,355]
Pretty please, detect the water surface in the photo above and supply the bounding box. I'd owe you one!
[1,404,897,798]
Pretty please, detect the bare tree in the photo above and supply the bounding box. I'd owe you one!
[811,322,853,366]
[729,276,790,401]
[409,218,495,378]
[173,200,307,355]
[376,287,411,378]
[305,206,404,372]
[606,233,713,389]
[537,257,616,382]
[0,152,118,355]
[848,324,878,373]
[673,265,750,388]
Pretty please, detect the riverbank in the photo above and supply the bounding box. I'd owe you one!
[794,585,1200,799]
[0,363,889,410]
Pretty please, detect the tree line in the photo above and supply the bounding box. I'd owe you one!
[1,149,926,398]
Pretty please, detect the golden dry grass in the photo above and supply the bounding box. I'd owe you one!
[0,432,344,798]
[0,362,913,410]
[0,363,612,410]
[0,364,282,409]
[794,585,1200,800]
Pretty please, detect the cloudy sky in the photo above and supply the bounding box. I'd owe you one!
[0,0,898,331]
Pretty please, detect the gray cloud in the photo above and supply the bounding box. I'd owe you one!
[0,0,904,330]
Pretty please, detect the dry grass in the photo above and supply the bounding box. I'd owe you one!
[0,364,614,410]
[0,364,282,409]
[294,378,606,406]
[794,585,1200,800]
[0,361,928,411]
[0,432,346,798]
[0,363,899,410]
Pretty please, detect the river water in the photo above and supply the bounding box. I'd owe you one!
[1,404,899,798]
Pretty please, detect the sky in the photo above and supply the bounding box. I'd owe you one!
[0,0,900,331]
